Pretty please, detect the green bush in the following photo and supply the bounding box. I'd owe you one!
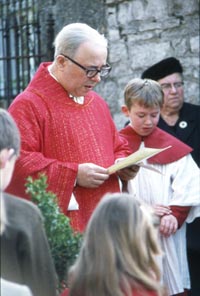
[25,174,83,291]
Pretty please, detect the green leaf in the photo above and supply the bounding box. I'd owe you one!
[25,173,82,291]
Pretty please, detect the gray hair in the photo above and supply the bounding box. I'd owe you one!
[0,108,20,156]
[53,23,108,58]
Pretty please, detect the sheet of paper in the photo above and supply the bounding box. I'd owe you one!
[107,146,171,174]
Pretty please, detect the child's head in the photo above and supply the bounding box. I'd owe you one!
[122,78,164,136]
[85,193,160,268]
[68,193,162,296]
[0,108,20,191]
[123,78,163,110]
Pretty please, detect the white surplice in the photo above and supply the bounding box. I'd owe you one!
[128,143,200,295]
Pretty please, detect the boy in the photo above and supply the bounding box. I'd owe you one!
[119,78,200,296]
[0,108,57,296]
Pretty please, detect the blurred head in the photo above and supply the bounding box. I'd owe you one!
[0,108,20,191]
[122,78,163,136]
[141,57,184,112]
[0,196,6,235]
[68,192,162,296]
[51,23,111,97]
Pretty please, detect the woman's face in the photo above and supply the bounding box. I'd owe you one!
[158,73,184,112]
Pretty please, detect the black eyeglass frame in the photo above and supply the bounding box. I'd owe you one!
[60,53,111,78]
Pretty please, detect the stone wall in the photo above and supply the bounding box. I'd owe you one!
[39,0,199,129]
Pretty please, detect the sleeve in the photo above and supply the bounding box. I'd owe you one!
[169,154,200,223]
[170,205,191,228]
[104,105,132,160]
[114,132,132,160]
[7,94,78,213]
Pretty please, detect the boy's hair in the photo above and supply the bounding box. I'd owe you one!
[0,108,20,155]
[124,78,164,110]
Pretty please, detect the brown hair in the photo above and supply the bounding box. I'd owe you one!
[124,78,164,110]
[68,193,164,296]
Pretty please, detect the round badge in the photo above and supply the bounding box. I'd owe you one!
[179,121,187,128]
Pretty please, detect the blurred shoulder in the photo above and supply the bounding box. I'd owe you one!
[3,192,43,226]
[1,278,33,296]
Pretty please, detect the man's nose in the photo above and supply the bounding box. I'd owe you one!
[91,72,101,83]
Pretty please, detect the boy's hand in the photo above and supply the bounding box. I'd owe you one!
[117,165,140,181]
[159,214,178,237]
[153,205,172,216]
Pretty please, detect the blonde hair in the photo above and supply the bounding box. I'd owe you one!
[54,23,108,58]
[68,193,164,296]
[124,78,164,110]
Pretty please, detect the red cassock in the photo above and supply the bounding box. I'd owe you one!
[6,62,130,232]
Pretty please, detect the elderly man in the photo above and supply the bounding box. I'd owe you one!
[7,23,138,232]
[142,57,200,296]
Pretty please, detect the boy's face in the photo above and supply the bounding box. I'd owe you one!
[0,149,17,191]
[122,102,160,136]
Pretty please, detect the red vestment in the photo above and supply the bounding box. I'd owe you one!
[119,125,192,164]
[7,62,130,232]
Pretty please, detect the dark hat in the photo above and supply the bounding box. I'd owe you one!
[141,57,183,81]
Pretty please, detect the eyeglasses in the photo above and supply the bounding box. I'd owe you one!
[160,82,184,91]
[60,53,111,78]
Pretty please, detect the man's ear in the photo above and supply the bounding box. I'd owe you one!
[121,105,130,117]
[0,149,9,169]
[0,149,15,169]
[55,55,67,70]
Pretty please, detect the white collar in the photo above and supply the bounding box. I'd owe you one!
[48,65,84,104]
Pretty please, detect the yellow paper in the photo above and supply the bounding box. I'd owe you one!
[107,146,171,174]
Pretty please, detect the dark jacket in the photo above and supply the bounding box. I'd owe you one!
[158,102,200,168]
[1,193,58,296]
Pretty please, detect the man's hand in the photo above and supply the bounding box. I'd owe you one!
[77,163,109,188]
[117,165,140,181]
